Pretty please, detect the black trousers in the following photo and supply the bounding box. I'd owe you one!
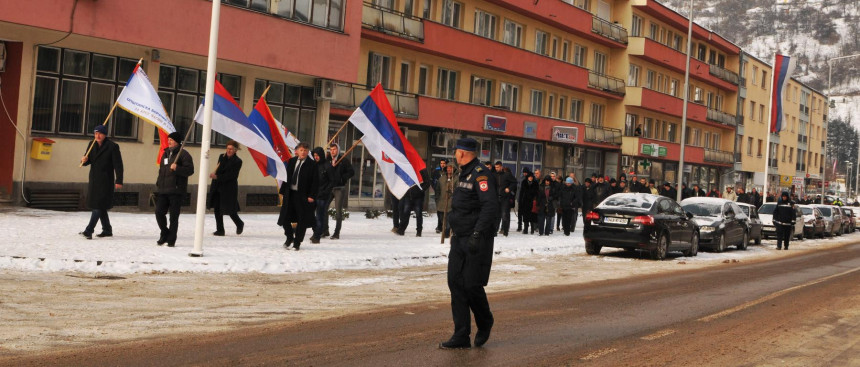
[84,209,112,235]
[499,197,512,233]
[283,192,309,244]
[155,194,182,243]
[776,223,792,249]
[447,234,494,341]
[562,209,575,235]
[399,196,424,232]
[391,197,401,229]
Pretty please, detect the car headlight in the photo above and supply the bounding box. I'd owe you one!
[700,226,716,232]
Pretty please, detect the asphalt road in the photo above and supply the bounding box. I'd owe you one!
[6,242,859,367]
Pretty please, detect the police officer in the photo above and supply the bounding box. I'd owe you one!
[439,138,500,349]
[773,191,796,250]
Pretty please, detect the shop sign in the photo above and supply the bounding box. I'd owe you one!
[523,121,537,138]
[484,115,507,133]
[642,143,654,156]
[807,174,820,179]
[779,175,793,187]
[641,143,667,157]
[658,146,667,157]
[793,176,805,184]
[551,126,578,143]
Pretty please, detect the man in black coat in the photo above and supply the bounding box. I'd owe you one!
[494,161,517,236]
[155,131,194,247]
[79,125,123,239]
[309,147,331,244]
[278,143,318,251]
[773,191,796,250]
[209,141,244,236]
[661,182,677,200]
[559,177,580,236]
[398,168,430,236]
[327,143,355,240]
[439,138,499,350]
[581,178,597,216]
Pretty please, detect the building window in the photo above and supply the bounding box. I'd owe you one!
[530,90,544,115]
[535,30,549,56]
[32,46,139,139]
[417,65,429,95]
[759,104,765,123]
[631,14,643,37]
[367,52,393,89]
[499,82,519,111]
[693,87,703,103]
[644,70,655,89]
[667,123,677,142]
[590,103,604,127]
[474,9,497,39]
[747,137,753,156]
[573,44,587,67]
[399,62,412,93]
[648,23,658,40]
[624,113,638,136]
[761,71,768,89]
[757,139,763,157]
[644,117,653,138]
[697,44,706,61]
[503,20,523,47]
[669,79,679,97]
[436,68,458,100]
[469,76,493,106]
[441,0,462,28]
[224,0,344,31]
[570,98,584,122]
[253,79,317,146]
[423,0,432,18]
[628,64,640,87]
[558,97,567,120]
[593,51,607,74]
[561,40,570,62]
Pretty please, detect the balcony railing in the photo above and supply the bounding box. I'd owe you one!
[709,64,739,85]
[331,83,419,118]
[361,2,424,41]
[585,125,622,145]
[704,149,733,164]
[591,16,628,44]
[588,71,626,96]
[707,109,737,127]
[736,114,744,125]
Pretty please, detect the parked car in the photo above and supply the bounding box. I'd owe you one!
[681,198,749,252]
[736,202,763,245]
[840,207,855,233]
[798,204,825,239]
[758,202,804,240]
[853,209,860,232]
[811,204,842,237]
[583,193,699,260]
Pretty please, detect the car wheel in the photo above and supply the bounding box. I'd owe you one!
[683,232,699,257]
[714,233,726,253]
[651,232,668,260]
[585,241,602,255]
[738,231,748,250]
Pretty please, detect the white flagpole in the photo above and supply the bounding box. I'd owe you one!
[763,64,773,202]
[190,0,221,257]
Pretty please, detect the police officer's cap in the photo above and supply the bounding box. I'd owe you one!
[455,138,478,152]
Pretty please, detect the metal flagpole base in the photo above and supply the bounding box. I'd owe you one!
[188,251,203,257]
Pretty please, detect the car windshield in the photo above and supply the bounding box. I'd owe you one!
[599,195,655,210]
[817,207,832,216]
[758,204,776,215]
[800,207,813,215]
[682,203,722,216]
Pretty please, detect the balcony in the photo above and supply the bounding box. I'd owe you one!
[361,3,423,41]
[706,109,737,127]
[628,37,738,92]
[585,125,622,145]
[588,71,626,96]
[709,64,740,85]
[624,87,709,125]
[704,149,734,164]
[330,83,419,118]
[591,16,628,44]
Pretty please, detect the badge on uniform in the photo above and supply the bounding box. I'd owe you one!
[479,181,489,191]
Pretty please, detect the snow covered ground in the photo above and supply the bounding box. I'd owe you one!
[0,207,850,275]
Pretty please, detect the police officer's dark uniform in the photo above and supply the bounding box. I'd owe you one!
[440,138,500,349]
[773,191,796,250]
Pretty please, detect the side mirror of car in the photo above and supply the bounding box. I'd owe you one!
[686,212,694,219]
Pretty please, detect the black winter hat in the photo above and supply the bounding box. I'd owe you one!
[168,131,183,143]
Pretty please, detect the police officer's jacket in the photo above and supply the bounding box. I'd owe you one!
[448,158,500,237]
[773,197,796,226]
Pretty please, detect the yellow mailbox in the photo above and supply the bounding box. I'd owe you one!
[30,137,55,160]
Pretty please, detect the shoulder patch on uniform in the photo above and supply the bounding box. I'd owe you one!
[475,167,483,172]
[479,181,489,191]
[475,176,488,182]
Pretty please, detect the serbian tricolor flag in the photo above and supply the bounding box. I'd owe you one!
[115,61,176,163]
[248,98,292,178]
[348,83,425,199]
[770,54,797,133]
[193,81,288,182]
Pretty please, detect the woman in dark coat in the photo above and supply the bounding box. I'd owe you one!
[79,124,123,239]
[517,172,539,234]
[209,140,244,236]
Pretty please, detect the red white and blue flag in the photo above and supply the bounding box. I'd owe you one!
[348,84,425,199]
[193,81,288,182]
[115,62,175,163]
[248,98,292,179]
[770,54,797,133]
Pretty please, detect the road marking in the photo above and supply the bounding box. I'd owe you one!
[640,329,676,340]
[698,267,860,323]
[580,347,617,361]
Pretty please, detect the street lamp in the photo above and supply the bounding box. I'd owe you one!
[846,161,852,199]
[824,53,860,204]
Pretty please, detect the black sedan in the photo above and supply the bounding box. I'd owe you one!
[680,197,749,252]
[583,193,699,260]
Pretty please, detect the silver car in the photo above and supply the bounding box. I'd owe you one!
[811,204,842,237]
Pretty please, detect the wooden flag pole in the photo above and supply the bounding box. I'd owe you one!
[171,124,196,165]
[79,100,120,167]
[440,174,454,244]
[334,139,361,166]
[327,120,350,148]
